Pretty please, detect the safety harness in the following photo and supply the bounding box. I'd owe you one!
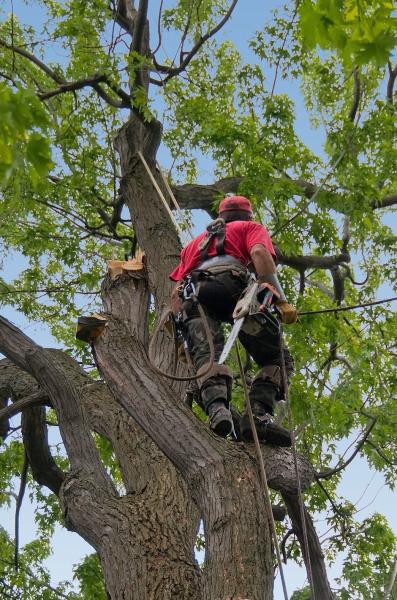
[198,217,226,261]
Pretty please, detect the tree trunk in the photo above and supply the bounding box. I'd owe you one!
[0,328,201,600]
[92,268,315,599]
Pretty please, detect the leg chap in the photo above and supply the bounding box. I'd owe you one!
[196,363,233,413]
[249,366,281,416]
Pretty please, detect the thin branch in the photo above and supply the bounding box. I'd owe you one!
[38,73,106,99]
[315,478,345,519]
[317,417,377,479]
[270,5,299,97]
[0,39,65,83]
[387,61,397,104]
[365,439,397,467]
[280,528,295,563]
[14,451,28,571]
[0,558,70,599]
[154,0,238,82]
[348,67,361,122]
[0,39,131,108]
[0,490,18,501]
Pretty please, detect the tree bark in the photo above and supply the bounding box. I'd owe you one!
[0,330,201,599]
[92,267,315,599]
[283,492,335,599]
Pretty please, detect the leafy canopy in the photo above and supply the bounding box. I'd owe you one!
[0,0,396,597]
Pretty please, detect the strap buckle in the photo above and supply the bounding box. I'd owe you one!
[182,276,197,301]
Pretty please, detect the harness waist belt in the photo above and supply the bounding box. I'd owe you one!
[197,255,245,270]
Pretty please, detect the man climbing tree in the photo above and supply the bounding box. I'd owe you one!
[0,1,396,599]
[170,194,296,444]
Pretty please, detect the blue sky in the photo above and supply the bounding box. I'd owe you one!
[0,0,396,597]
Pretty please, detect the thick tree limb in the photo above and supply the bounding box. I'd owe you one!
[277,249,350,271]
[282,492,335,599]
[173,176,397,215]
[22,406,65,495]
[370,194,397,209]
[0,353,202,594]
[112,0,137,34]
[0,316,114,493]
[0,391,47,421]
[131,0,149,54]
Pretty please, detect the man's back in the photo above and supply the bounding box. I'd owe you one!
[170,220,275,281]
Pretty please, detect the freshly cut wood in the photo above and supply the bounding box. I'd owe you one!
[107,252,145,279]
[76,313,108,342]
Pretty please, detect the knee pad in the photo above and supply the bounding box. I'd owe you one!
[252,365,281,387]
[196,362,233,409]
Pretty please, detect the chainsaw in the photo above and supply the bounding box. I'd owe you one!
[218,278,281,365]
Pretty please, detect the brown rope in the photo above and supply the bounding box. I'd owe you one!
[236,344,289,600]
[279,329,316,599]
[148,303,216,381]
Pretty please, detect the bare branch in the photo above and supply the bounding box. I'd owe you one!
[173,174,397,215]
[365,439,397,467]
[14,451,28,571]
[0,390,47,421]
[153,0,239,82]
[0,39,131,108]
[276,249,350,271]
[0,38,65,83]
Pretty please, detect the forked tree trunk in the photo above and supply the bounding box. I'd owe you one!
[92,268,315,599]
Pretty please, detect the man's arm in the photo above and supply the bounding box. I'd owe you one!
[249,244,297,324]
[250,243,277,278]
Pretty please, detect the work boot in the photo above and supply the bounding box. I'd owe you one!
[240,411,291,446]
[241,395,291,447]
[207,400,233,438]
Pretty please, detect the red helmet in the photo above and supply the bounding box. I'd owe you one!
[218,195,253,215]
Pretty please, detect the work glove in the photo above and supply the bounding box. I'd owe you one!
[275,300,298,324]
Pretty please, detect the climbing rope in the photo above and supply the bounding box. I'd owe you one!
[138,151,184,238]
[157,162,195,240]
[279,329,316,599]
[236,343,289,600]
[148,302,216,382]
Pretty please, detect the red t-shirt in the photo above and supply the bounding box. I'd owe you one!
[170,220,275,281]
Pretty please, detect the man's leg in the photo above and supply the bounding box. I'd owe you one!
[183,304,233,437]
[238,313,294,446]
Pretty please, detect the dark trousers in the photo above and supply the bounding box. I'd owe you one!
[182,271,294,413]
